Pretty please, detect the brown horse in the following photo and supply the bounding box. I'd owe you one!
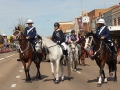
[84,31,117,87]
[13,27,42,82]
[78,39,87,66]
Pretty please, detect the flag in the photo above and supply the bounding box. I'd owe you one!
[77,18,83,31]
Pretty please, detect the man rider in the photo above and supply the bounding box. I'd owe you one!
[91,18,116,60]
[52,22,68,56]
[24,19,38,62]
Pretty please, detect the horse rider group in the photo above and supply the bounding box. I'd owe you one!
[52,22,84,57]
[17,18,116,61]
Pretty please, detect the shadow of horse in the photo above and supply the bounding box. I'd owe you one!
[87,77,116,84]
[43,76,74,82]
[21,75,49,82]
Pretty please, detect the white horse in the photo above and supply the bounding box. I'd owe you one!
[35,36,72,84]
[69,41,79,71]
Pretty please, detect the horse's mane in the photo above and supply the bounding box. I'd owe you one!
[42,37,56,46]
[86,31,100,41]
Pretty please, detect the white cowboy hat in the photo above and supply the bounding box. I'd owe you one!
[2,34,7,36]
[97,18,105,24]
[26,19,34,24]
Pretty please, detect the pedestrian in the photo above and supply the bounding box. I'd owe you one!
[65,33,70,44]
[114,40,118,50]
[117,48,120,64]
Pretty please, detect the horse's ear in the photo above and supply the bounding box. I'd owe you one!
[18,27,20,31]
[15,27,17,30]
[91,30,93,33]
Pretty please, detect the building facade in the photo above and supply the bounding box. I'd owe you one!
[112,5,120,26]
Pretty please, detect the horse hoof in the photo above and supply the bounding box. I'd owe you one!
[113,79,117,82]
[73,69,77,72]
[104,82,107,84]
[68,77,71,81]
[109,73,113,76]
[54,80,59,84]
[61,77,64,82]
[97,83,102,87]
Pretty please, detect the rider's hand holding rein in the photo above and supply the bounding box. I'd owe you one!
[101,36,105,40]
[26,36,30,39]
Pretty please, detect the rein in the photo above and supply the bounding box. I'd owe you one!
[47,44,58,48]
[92,40,103,57]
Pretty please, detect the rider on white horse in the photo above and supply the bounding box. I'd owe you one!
[52,22,68,56]
[24,19,38,62]
[68,30,81,52]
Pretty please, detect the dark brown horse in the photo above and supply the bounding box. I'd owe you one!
[12,27,43,82]
[84,31,117,87]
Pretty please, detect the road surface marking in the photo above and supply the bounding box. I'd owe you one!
[11,84,16,88]
[76,71,81,74]
[16,76,20,78]
[0,54,16,61]
[19,70,23,72]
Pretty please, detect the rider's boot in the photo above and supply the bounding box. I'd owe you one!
[63,50,68,56]
[111,46,117,58]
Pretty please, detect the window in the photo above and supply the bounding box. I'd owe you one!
[114,18,117,26]
[118,17,120,25]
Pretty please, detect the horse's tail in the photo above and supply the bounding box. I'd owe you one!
[107,60,116,73]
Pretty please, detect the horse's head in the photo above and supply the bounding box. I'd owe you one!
[69,41,78,53]
[35,35,43,53]
[84,31,95,50]
[12,27,21,40]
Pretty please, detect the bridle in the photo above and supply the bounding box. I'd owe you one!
[87,35,102,57]
[13,30,32,55]
[12,30,22,40]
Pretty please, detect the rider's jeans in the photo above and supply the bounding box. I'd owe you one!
[77,44,81,51]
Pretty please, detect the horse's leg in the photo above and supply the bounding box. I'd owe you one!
[97,65,104,87]
[54,59,60,84]
[102,70,107,84]
[66,57,72,80]
[82,53,86,66]
[60,62,64,81]
[74,55,78,71]
[21,60,28,82]
[50,61,55,80]
[35,61,41,79]
[114,62,117,82]
[26,59,32,81]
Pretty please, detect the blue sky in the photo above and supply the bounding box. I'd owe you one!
[0,0,120,37]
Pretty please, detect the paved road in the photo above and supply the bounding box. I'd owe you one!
[0,51,120,90]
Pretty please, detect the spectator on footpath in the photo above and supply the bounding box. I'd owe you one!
[114,40,118,50]
[117,48,120,64]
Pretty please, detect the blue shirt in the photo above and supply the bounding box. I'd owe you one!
[96,26,111,41]
[24,26,36,43]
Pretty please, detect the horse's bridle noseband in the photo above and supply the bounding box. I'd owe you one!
[13,30,22,40]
